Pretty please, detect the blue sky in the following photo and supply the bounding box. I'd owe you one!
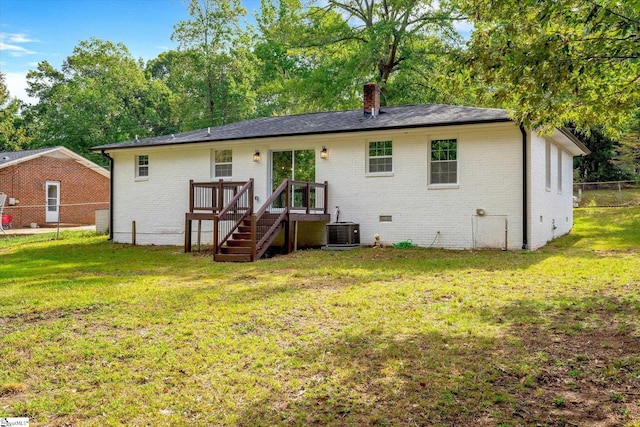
[1,0,469,104]
[0,0,260,103]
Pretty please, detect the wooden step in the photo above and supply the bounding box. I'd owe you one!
[217,246,251,256]
[232,232,252,240]
[226,239,252,247]
[214,253,252,262]
[220,240,251,253]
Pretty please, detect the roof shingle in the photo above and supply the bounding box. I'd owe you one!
[0,147,60,166]
[92,104,512,151]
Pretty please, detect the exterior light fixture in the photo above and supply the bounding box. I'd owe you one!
[320,146,328,160]
[253,150,260,163]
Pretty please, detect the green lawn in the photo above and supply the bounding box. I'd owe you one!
[1,208,639,426]
[575,186,640,207]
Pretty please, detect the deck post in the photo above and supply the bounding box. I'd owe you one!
[284,219,291,254]
[189,179,194,212]
[217,179,224,211]
[197,220,202,251]
[184,213,191,252]
[249,179,254,213]
[213,217,219,261]
[305,182,310,214]
[251,214,257,261]
[323,181,328,214]
[286,178,291,209]
[249,179,255,261]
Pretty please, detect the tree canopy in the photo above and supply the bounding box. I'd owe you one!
[457,0,640,136]
[0,73,31,152]
[168,0,257,127]
[26,39,175,164]
[3,0,638,177]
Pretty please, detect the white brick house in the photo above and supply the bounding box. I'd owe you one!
[93,84,588,258]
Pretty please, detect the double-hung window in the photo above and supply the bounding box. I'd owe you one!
[136,155,149,179]
[368,140,392,174]
[430,139,457,185]
[214,149,232,178]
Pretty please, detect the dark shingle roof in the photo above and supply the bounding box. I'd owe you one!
[0,147,60,166]
[92,104,512,151]
[0,146,111,177]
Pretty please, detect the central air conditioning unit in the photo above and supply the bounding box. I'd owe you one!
[325,222,360,248]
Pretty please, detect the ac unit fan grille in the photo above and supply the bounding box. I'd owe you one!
[326,223,360,246]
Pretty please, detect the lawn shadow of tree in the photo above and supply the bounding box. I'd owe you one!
[232,294,639,426]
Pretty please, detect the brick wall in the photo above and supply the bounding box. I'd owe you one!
[0,156,110,227]
[110,123,527,249]
[108,122,580,250]
[527,131,576,250]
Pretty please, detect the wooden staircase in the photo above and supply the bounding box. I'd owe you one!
[216,213,284,262]
[185,179,329,262]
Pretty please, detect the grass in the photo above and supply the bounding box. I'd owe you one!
[575,186,640,207]
[1,208,639,426]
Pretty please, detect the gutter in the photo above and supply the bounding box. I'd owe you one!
[100,150,114,241]
[520,125,528,250]
[559,127,591,155]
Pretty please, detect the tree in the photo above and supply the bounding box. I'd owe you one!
[171,0,257,127]
[613,115,640,178]
[0,73,31,152]
[253,0,464,113]
[26,38,175,164]
[457,0,640,136]
[573,126,636,182]
[317,0,463,86]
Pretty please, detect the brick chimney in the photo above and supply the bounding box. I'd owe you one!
[363,82,380,117]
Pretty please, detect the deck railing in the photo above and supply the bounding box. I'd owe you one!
[253,179,328,259]
[189,179,248,213]
[187,178,328,261]
[289,180,328,214]
[186,180,253,253]
[213,179,254,253]
[253,179,290,257]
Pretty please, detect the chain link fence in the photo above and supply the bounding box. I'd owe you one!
[1,201,109,231]
[573,180,640,207]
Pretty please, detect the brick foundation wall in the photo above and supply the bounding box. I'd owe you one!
[0,156,110,228]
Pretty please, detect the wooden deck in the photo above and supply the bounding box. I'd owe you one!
[185,179,329,262]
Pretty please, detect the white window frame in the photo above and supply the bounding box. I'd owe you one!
[136,155,149,180]
[429,138,458,187]
[545,140,551,191]
[213,149,233,178]
[557,148,563,194]
[367,140,393,175]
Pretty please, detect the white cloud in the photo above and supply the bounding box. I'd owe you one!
[0,32,38,57]
[8,33,38,43]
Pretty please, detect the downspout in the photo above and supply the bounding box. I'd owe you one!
[100,150,114,241]
[519,125,528,250]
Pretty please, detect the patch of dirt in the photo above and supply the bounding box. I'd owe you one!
[493,317,640,426]
[593,249,639,257]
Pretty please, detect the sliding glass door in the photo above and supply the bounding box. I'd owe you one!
[271,150,315,208]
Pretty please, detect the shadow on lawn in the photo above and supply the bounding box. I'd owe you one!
[0,237,190,282]
[234,294,639,426]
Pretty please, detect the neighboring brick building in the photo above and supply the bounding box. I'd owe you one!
[0,146,110,228]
